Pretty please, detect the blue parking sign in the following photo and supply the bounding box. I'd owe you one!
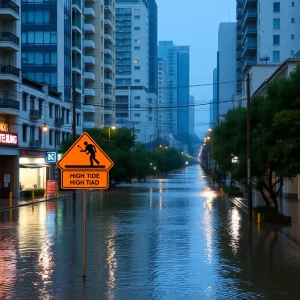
[46,152,57,163]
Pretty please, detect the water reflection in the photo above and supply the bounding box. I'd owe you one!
[0,166,300,299]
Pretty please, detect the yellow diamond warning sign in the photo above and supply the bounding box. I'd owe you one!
[56,132,114,189]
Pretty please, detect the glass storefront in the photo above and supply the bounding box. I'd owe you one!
[19,157,48,190]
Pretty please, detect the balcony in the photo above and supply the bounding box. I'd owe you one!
[237,8,242,18]
[104,33,113,43]
[242,58,257,74]
[236,51,242,61]
[0,32,19,51]
[84,23,95,34]
[72,18,82,33]
[29,140,41,149]
[72,39,82,52]
[241,37,257,57]
[84,55,95,65]
[84,39,95,49]
[30,109,41,119]
[72,0,81,11]
[104,1,113,15]
[104,107,112,115]
[241,25,257,45]
[104,62,113,71]
[242,9,257,31]
[83,104,95,113]
[72,61,82,73]
[83,118,95,128]
[241,0,257,16]
[0,65,20,82]
[236,0,243,8]
[104,92,113,100]
[236,61,242,71]
[55,117,64,126]
[104,77,112,85]
[84,88,95,96]
[0,98,19,112]
[84,7,95,18]
[104,18,113,27]
[104,47,113,56]
[236,41,242,51]
[236,30,242,40]
[84,71,95,81]
[0,0,19,20]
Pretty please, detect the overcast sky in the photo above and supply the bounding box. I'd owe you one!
[156,0,236,137]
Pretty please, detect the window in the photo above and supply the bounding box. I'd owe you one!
[133,59,140,63]
[134,104,140,108]
[22,93,27,111]
[273,2,280,12]
[292,2,295,6]
[49,129,53,145]
[291,34,295,39]
[134,96,140,100]
[49,103,53,118]
[134,39,140,44]
[134,66,140,70]
[273,51,280,62]
[134,79,140,83]
[39,99,43,115]
[291,50,295,56]
[76,113,80,126]
[134,46,140,50]
[66,110,70,123]
[134,15,140,19]
[273,35,280,45]
[273,18,280,29]
[134,27,140,31]
[134,9,140,13]
[22,124,28,142]
[291,18,295,23]
[134,113,140,117]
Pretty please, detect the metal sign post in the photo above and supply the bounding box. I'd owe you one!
[56,132,114,278]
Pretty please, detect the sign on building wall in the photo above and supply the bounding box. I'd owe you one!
[0,132,18,146]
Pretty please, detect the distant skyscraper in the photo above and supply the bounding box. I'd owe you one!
[189,95,195,135]
[157,58,168,139]
[115,0,156,143]
[148,0,158,95]
[177,46,190,135]
[158,41,178,135]
[218,22,236,118]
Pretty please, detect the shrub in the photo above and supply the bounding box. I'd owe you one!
[223,186,244,197]
[24,188,45,198]
[253,205,292,225]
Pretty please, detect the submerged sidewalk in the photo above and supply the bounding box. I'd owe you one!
[0,191,82,211]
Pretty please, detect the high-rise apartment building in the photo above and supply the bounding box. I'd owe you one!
[177,46,190,135]
[83,0,116,128]
[210,68,218,126]
[157,58,168,139]
[218,22,236,119]
[158,41,178,135]
[115,0,156,143]
[148,0,157,95]
[236,0,299,93]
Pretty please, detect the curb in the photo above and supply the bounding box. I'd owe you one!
[0,192,84,212]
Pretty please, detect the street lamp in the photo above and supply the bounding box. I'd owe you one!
[108,125,116,151]
[42,123,48,149]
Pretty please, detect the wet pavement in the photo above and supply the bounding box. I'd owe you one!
[1,165,300,299]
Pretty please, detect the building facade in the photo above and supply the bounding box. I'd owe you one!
[177,46,190,135]
[218,22,236,119]
[236,0,299,94]
[210,68,218,126]
[115,0,156,143]
[157,41,178,135]
[157,58,168,140]
[189,95,195,135]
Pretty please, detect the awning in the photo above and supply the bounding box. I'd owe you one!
[20,164,51,169]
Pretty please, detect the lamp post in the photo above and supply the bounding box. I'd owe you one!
[108,125,116,151]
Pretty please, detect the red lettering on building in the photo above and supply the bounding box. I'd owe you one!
[0,131,18,146]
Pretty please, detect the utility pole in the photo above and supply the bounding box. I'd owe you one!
[247,73,252,220]
[72,85,76,201]
[132,121,135,151]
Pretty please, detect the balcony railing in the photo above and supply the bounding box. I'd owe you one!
[30,109,41,119]
[0,32,19,45]
[72,18,81,29]
[0,0,19,14]
[0,65,20,77]
[72,60,81,69]
[0,98,19,110]
[72,39,81,49]
[72,0,81,7]
[55,117,64,126]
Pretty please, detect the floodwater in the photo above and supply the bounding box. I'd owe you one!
[1,165,300,299]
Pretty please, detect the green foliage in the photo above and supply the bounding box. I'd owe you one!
[59,127,192,187]
[211,65,300,211]
[24,188,45,198]
[223,186,244,197]
[253,206,291,224]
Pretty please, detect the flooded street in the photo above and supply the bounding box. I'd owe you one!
[1,165,300,299]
